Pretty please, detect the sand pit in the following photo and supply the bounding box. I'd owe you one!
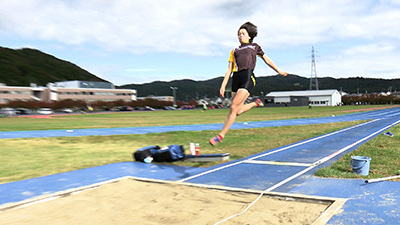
[0,178,343,225]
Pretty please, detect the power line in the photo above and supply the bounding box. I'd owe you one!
[309,46,319,90]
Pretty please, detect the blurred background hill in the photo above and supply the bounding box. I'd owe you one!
[1,46,400,101]
[0,46,106,87]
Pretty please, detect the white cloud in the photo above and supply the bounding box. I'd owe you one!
[0,0,234,55]
[282,42,400,80]
[1,0,400,84]
[341,43,397,55]
[1,0,400,53]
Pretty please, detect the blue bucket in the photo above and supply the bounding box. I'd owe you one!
[350,156,371,176]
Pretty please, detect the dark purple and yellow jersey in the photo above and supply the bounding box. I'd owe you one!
[228,43,265,72]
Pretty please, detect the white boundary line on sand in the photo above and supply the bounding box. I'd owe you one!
[214,118,400,225]
[0,176,347,225]
[0,176,132,213]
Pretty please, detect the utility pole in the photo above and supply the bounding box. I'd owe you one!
[170,86,178,107]
[309,46,319,90]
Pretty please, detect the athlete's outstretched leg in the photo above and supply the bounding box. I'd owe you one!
[221,89,249,136]
[209,89,249,146]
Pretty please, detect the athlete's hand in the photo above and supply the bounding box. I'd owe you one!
[220,86,225,98]
[279,71,288,77]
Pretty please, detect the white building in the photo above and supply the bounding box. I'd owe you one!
[0,81,136,104]
[266,89,342,106]
[53,81,115,89]
[137,96,174,102]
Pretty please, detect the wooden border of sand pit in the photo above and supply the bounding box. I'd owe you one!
[0,176,347,225]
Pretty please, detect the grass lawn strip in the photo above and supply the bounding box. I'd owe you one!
[315,124,400,180]
[1,105,399,183]
[0,121,361,184]
[0,105,395,131]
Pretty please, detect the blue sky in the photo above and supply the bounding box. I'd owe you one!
[1,0,400,85]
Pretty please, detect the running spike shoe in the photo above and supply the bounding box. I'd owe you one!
[209,134,224,146]
[255,98,264,107]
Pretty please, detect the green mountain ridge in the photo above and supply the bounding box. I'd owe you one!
[120,75,400,101]
[0,46,107,86]
[1,46,399,101]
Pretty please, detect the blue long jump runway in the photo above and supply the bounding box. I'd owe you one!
[174,109,400,224]
[178,116,400,191]
[1,106,400,224]
[1,106,400,139]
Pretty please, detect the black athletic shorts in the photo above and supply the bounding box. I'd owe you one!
[231,69,256,94]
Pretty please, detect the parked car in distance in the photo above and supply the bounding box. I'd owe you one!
[36,108,54,115]
[163,106,176,110]
[115,106,133,111]
[0,108,17,116]
[15,108,32,115]
[135,106,155,111]
[144,106,155,111]
[180,105,195,110]
[60,108,73,113]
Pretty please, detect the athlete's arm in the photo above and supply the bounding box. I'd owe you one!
[220,62,234,97]
[261,54,288,76]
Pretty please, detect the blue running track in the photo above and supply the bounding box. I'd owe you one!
[1,106,399,139]
[1,106,400,224]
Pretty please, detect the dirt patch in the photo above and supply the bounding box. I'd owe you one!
[0,178,331,225]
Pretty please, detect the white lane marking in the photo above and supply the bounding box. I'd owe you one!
[265,118,400,192]
[242,160,313,167]
[214,118,400,225]
[178,119,377,182]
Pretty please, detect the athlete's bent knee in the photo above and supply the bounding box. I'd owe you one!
[236,109,244,116]
[230,104,240,114]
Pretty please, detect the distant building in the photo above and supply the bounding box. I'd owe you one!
[0,81,136,104]
[266,89,342,106]
[391,91,400,98]
[0,85,45,104]
[137,96,174,102]
[53,81,114,89]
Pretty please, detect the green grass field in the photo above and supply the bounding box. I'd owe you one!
[0,105,390,131]
[0,105,399,184]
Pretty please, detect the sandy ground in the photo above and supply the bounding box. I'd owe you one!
[0,179,330,225]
